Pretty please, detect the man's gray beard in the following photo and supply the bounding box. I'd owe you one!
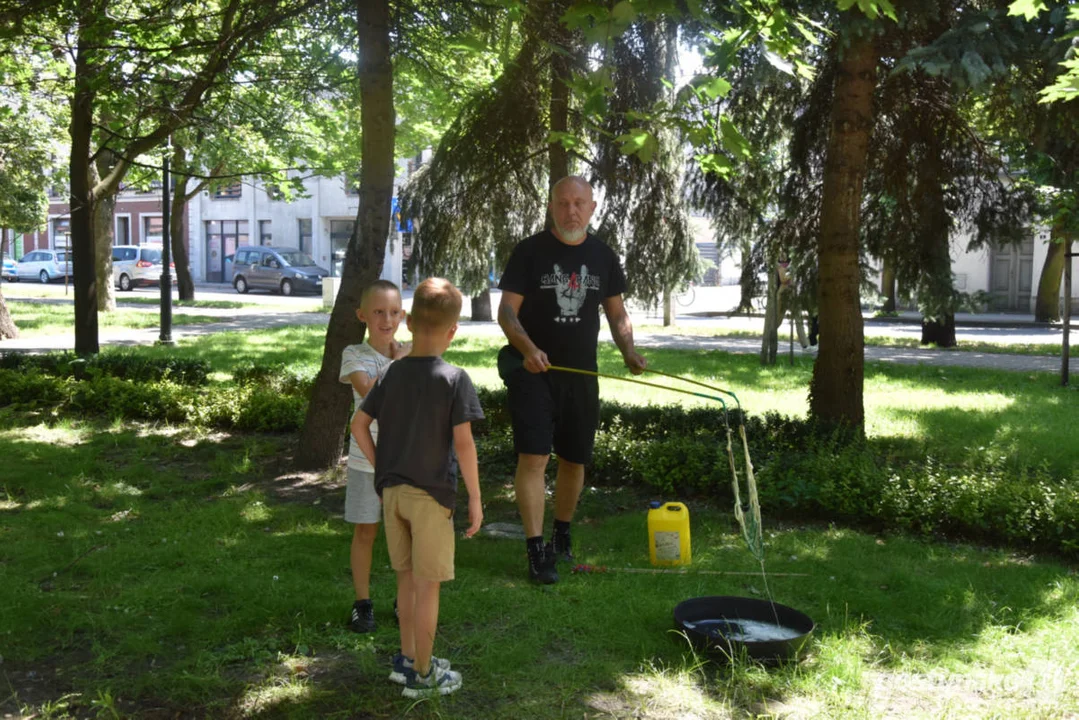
[557,226,587,244]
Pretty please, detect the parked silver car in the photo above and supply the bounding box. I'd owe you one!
[112,245,170,291]
[16,249,70,283]
[231,246,328,296]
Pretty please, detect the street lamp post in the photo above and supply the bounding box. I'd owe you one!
[159,144,174,345]
[62,231,71,296]
[1064,245,1073,387]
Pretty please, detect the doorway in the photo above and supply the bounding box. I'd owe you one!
[988,234,1034,311]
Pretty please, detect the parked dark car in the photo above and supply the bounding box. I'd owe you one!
[231,246,328,296]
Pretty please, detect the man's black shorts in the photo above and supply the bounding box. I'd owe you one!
[497,346,599,464]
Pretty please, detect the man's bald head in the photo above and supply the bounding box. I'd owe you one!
[551,175,593,199]
[549,176,596,245]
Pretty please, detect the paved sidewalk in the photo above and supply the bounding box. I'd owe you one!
[2,289,1076,374]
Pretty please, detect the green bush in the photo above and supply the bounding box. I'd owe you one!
[232,362,314,396]
[0,350,210,385]
[1,365,1076,556]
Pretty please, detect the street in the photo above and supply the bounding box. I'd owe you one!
[2,280,1077,373]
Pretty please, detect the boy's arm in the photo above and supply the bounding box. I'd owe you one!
[453,421,482,538]
[348,371,376,397]
[350,409,377,468]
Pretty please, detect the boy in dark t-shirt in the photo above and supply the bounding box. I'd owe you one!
[497,176,646,585]
[352,277,484,697]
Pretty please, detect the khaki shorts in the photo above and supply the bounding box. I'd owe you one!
[382,484,455,582]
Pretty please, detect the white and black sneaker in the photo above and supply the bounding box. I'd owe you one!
[389,653,452,685]
[402,663,462,697]
[349,599,376,633]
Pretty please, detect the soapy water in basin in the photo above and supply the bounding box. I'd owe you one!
[686,618,805,643]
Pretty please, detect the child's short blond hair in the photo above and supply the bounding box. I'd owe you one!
[410,278,462,332]
[360,279,401,308]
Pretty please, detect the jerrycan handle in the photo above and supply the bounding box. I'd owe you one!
[665,502,686,512]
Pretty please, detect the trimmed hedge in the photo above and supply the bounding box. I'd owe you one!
[1,359,1076,556]
[0,350,210,385]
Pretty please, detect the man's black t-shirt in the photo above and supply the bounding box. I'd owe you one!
[498,230,626,371]
[361,356,484,510]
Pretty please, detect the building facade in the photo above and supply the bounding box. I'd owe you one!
[5,169,408,291]
[6,186,179,261]
[186,172,404,288]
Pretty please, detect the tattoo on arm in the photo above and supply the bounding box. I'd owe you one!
[499,302,527,338]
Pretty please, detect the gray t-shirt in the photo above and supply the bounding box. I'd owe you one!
[360,356,484,510]
[339,342,393,472]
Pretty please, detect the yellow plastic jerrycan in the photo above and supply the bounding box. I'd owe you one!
[648,501,691,566]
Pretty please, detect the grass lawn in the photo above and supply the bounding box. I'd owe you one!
[6,301,221,336]
[2,327,1078,718]
[118,297,250,310]
[1,416,1076,719]
[634,322,1066,357]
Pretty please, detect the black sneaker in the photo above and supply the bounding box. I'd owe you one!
[549,532,574,563]
[349,599,376,633]
[528,545,559,585]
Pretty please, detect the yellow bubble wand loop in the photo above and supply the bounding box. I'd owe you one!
[544,364,764,570]
[546,365,729,408]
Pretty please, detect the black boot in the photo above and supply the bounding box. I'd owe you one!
[527,543,559,584]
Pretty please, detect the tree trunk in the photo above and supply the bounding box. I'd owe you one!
[736,239,758,313]
[471,289,492,322]
[809,30,876,430]
[92,156,117,312]
[663,289,674,327]
[921,315,955,346]
[171,145,196,301]
[0,289,17,340]
[760,266,779,365]
[0,231,13,340]
[1035,224,1066,323]
[880,258,896,312]
[295,0,395,470]
[71,14,99,355]
[916,116,956,349]
[546,23,571,208]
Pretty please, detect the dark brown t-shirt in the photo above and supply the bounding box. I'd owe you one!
[361,356,484,510]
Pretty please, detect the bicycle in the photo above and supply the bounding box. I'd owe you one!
[676,283,696,307]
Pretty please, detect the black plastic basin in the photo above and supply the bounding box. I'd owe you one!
[673,595,814,664]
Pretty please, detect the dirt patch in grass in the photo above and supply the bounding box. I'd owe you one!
[1,648,371,720]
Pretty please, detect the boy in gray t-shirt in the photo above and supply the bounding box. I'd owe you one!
[352,277,484,698]
[338,280,409,634]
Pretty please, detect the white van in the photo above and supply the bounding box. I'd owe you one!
[112,245,170,291]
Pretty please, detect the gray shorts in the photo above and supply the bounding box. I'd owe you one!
[344,468,381,524]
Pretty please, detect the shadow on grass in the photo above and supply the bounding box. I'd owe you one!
[863,362,1079,474]
[2,420,1077,719]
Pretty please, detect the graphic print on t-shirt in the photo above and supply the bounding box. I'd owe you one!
[540,263,600,323]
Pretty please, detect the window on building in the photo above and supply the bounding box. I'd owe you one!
[204,220,249,277]
[298,219,312,255]
[115,216,130,246]
[258,220,272,246]
[143,216,164,245]
[52,218,71,249]
[329,219,354,277]
[212,182,243,200]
